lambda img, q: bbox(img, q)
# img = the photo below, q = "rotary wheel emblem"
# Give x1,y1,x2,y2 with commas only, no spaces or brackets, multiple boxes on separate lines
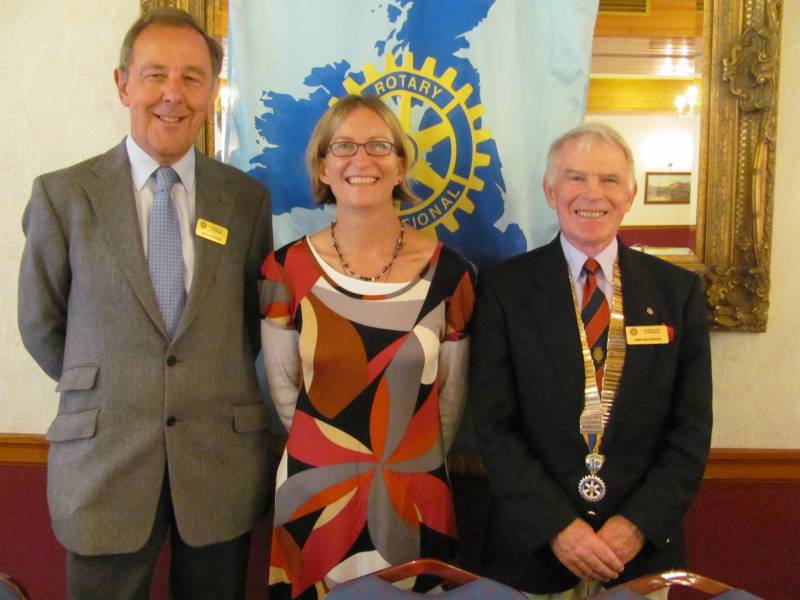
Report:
578,474,607,503
341,52,491,236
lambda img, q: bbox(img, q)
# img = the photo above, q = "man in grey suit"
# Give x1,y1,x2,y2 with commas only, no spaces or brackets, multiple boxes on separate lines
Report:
18,8,272,600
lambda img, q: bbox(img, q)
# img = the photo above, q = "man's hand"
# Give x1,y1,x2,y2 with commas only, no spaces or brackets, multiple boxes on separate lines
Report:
597,515,645,565
550,518,625,582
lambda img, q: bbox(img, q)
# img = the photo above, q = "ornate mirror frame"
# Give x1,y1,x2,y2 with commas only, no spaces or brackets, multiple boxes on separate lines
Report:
141,0,783,332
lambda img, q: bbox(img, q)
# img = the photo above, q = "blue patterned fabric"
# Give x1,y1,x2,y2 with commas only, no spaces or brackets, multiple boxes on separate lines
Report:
594,587,763,600
148,166,184,337
327,574,526,599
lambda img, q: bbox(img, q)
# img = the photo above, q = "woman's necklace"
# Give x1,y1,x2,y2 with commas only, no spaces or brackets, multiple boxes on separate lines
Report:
330,219,405,282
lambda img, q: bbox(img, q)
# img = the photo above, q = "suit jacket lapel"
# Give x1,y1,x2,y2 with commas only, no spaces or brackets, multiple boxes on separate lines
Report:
85,141,166,335
606,244,662,436
527,237,585,416
173,151,234,339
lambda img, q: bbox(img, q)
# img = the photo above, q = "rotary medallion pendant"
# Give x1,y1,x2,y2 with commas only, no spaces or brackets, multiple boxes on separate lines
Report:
578,474,606,502
579,453,606,502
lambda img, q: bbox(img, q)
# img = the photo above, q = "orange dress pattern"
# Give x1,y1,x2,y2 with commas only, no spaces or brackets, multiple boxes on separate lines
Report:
259,239,475,599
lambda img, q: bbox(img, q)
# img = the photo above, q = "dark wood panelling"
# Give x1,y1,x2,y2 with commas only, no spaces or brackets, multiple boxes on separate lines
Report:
703,448,800,481
0,434,48,465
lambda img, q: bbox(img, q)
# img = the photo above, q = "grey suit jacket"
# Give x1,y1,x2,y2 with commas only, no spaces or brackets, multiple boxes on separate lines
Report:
18,140,273,555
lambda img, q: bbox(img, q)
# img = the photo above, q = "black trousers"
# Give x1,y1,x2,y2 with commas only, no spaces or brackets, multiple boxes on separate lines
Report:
65,473,251,600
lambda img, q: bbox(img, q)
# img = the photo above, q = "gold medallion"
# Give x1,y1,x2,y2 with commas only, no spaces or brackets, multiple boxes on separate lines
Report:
570,259,626,504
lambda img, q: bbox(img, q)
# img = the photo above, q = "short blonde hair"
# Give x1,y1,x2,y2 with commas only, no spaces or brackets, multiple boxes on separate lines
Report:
305,95,419,204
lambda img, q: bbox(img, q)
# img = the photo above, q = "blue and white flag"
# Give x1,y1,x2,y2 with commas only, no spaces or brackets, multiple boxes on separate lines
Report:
225,0,598,268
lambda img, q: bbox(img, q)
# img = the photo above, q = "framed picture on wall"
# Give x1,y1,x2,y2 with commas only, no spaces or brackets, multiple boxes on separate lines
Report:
644,172,691,205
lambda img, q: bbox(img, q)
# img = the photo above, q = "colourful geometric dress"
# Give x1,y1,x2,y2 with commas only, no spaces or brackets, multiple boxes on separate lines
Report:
259,238,475,599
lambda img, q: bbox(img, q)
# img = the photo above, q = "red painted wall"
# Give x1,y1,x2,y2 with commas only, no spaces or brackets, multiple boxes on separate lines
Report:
0,464,271,599
683,481,800,600
618,226,695,250
0,464,64,599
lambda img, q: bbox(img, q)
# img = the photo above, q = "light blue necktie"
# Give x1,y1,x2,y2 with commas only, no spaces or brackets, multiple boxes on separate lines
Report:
148,166,185,338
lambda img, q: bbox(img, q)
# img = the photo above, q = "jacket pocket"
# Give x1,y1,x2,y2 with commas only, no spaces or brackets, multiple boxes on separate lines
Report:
46,408,99,442
232,403,267,433
55,365,99,392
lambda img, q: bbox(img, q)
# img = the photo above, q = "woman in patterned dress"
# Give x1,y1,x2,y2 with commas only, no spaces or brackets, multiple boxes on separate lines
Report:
259,95,476,599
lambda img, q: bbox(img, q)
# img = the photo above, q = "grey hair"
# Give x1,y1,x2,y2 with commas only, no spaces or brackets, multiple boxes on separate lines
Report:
544,122,636,191
119,7,223,79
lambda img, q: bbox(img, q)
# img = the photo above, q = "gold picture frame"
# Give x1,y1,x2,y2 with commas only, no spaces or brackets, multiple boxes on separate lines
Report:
139,0,227,155
140,0,783,332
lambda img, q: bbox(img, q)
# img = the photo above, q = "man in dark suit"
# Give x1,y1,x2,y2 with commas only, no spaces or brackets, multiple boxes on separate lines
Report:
18,8,272,600
468,123,711,598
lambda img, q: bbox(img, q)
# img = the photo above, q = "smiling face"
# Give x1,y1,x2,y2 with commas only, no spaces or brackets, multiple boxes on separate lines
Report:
318,106,405,208
114,24,218,165
544,137,636,257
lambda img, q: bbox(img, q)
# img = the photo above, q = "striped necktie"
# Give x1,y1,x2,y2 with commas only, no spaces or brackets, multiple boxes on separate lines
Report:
148,166,185,338
581,258,610,392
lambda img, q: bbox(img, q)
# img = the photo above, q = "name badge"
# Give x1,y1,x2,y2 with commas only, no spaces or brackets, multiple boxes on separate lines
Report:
626,325,669,345
195,218,228,245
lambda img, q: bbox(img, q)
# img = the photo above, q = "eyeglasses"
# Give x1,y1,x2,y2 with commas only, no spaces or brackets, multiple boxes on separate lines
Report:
327,140,397,157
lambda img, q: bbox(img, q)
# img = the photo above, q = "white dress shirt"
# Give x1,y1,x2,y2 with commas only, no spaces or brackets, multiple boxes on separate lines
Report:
559,234,618,309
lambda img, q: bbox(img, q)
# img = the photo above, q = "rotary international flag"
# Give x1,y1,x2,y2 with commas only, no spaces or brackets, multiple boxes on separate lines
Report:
224,0,599,268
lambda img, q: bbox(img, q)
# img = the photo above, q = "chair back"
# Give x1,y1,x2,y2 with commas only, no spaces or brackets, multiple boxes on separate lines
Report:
327,559,527,599
0,572,30,600
594,570,764,600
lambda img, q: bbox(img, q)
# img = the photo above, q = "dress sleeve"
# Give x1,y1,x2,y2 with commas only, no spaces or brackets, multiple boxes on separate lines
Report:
439,267,476,452
259,252,295,328
259,251,302,430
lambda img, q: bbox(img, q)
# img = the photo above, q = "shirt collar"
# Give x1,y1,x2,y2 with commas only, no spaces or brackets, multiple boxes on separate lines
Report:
559,234,618,281
125,135,196,193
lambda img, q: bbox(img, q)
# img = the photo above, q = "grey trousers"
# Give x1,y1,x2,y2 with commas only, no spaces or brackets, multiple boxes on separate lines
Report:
65,474,251,600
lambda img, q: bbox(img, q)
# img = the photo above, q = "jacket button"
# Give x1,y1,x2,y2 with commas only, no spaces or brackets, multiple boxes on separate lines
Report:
166,416,177,427
166,355,177,367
